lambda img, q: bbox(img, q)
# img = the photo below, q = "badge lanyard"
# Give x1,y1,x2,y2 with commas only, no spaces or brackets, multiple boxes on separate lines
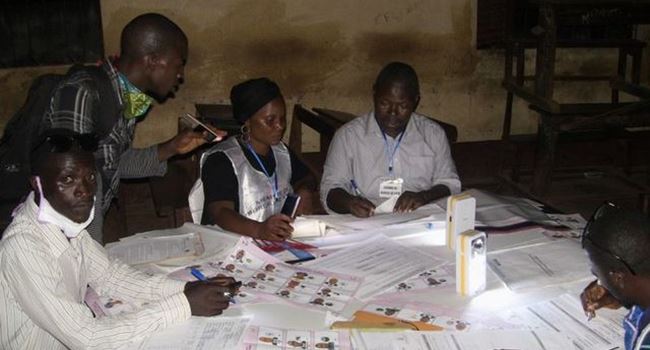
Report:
246,143,279,201
381,130,405,178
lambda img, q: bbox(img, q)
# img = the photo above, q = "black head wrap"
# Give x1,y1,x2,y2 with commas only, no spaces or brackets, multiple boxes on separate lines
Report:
230,78,282,124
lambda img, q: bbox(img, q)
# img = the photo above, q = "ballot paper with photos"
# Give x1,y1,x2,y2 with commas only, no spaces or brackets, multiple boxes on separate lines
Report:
242,325,352,350
168,238,364,314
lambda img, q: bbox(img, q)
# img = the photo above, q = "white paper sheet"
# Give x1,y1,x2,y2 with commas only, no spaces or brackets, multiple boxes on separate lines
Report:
498,294,625,350
352,329,574,350
374,195,399,214
106,232,203,265
305,235,444,299
136,316,251,350
487,239,592,290
291,217,327,238
311,210,435,232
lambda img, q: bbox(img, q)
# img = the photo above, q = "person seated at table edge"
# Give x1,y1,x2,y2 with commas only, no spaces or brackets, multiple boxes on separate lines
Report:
189,77,315,241
320,61,461,218
580,203,650,350
0,129,239,350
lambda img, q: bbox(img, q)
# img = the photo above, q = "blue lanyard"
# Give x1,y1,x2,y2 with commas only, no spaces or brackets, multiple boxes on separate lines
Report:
245,143,279,201
381,130,405,177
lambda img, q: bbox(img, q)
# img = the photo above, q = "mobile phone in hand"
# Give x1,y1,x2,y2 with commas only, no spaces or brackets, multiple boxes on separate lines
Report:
281,194,301,219
181,113,222,142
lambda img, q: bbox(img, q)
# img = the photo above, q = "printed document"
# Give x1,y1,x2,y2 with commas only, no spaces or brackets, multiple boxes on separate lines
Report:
106,232,204,265
352,329,574,350
305,235,443,299
137,316,250,350
498,293,625,350
487,239,592,290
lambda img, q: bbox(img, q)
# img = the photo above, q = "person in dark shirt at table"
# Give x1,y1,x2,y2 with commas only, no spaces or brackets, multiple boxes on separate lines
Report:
188,78,315,241
580,203,650,350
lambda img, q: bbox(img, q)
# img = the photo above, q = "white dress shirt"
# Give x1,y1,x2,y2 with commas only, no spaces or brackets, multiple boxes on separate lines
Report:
320,111,461,211
0,192,191,350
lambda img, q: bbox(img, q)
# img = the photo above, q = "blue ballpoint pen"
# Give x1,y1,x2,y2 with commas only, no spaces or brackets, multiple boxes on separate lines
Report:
350,179,363,197
190,267,236,304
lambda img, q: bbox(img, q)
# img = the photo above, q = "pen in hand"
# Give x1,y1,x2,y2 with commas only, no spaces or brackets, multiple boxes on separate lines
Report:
586,310,595,322
190,267,237,304
349,179,375,217
350,179,363,197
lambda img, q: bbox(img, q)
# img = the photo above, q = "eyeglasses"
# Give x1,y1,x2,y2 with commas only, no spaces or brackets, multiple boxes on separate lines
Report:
582,202,636,275
34,134,99,153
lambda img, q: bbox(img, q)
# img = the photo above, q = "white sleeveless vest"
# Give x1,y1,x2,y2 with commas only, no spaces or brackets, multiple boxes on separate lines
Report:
188,137,292,223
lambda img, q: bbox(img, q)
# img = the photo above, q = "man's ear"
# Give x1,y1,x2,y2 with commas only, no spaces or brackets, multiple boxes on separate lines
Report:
29,176,41,197
609,271,627,290
142,54,162,72
413,95,421,110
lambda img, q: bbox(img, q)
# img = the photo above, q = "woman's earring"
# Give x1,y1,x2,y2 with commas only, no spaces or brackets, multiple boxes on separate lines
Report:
240,124,250,143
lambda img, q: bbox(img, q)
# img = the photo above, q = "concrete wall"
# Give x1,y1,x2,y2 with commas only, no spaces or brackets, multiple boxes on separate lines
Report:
1,0,648,151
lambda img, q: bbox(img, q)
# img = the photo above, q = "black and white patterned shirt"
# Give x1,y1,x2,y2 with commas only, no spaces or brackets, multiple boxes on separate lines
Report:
44,60,167,213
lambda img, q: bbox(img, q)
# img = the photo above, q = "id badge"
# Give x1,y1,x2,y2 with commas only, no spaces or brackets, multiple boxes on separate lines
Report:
379,178,403,198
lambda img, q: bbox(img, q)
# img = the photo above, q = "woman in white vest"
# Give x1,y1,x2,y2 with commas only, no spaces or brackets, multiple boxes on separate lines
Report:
188,78,314,240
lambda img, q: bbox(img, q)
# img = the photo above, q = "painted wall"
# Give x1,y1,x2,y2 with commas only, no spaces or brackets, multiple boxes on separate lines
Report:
1,0,648,151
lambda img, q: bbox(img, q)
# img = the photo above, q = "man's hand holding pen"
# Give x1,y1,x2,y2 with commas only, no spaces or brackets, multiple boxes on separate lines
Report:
580,279,622,321
349,180,375,217
185,270,241,316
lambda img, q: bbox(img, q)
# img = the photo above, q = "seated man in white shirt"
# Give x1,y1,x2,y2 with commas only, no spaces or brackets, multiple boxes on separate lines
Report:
320,61,461,217
0,129,239,350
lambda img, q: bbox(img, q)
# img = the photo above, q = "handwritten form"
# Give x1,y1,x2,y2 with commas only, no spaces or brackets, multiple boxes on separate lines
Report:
305,235,444,299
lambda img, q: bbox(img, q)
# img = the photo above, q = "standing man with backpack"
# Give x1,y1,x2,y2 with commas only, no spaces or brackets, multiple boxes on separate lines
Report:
42,13,225,242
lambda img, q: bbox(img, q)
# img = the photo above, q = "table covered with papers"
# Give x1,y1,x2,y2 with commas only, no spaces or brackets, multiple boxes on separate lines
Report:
102,189,624,350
